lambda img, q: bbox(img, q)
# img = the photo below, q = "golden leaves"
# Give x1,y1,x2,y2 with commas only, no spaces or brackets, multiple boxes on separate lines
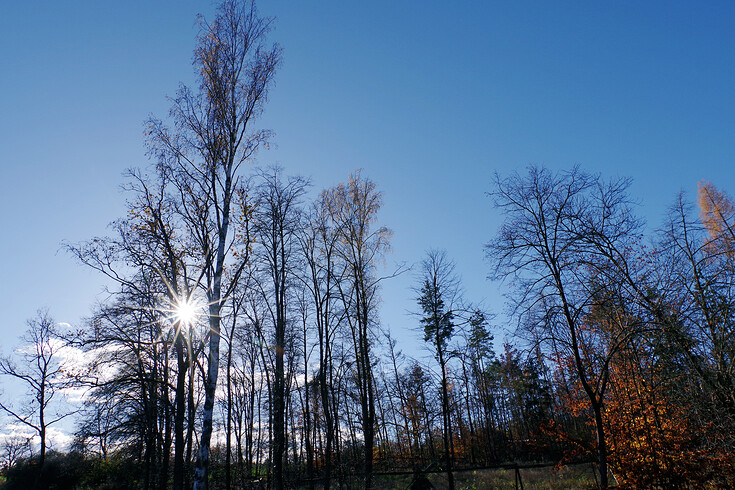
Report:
698,180,735,258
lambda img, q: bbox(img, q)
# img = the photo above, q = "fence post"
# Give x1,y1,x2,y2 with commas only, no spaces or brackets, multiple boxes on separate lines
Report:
515,464,524,490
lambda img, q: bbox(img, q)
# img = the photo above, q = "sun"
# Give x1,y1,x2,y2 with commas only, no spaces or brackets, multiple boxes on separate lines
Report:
174,298,199,326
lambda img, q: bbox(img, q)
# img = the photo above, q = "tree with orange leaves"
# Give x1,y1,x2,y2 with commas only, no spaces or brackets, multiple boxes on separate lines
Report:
698,180,735,258
602,321,735,487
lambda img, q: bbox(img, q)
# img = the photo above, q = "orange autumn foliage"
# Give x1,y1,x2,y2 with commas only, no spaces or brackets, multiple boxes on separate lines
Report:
604,353,735,488
698,180,735,258
550,347,735,488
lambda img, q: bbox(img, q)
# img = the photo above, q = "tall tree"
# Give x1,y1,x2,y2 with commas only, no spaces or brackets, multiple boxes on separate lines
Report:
416,249,459,489
297,195,344,489
69,167,195,488
461,309,497,461
662,186,735,420
69,1,279,486
698,180,735,257
143,1,281,487
253,168,308,489
487,165,642,488
324,171,392,489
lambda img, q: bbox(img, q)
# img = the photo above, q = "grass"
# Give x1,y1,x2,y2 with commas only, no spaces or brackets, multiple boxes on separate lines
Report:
364,463,603,490
453,464,600,489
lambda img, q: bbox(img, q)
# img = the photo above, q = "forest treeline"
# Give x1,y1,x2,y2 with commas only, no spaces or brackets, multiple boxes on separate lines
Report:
2,1,735,489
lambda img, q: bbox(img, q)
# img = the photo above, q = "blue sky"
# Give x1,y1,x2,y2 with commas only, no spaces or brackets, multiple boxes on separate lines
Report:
1,1,734,365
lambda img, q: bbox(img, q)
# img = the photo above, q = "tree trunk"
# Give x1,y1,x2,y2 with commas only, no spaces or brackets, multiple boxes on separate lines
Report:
361,332,375,490
273,321,285,490
173,336,187,490
38,380,46,470
593,402,609,489
160,347,172,490
320,346,334,490
302,339,314,489
194,301,223,490
185,362,196,489
439,352,455,490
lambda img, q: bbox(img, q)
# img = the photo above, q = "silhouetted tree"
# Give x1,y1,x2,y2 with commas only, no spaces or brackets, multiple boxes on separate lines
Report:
0,310,74,470
487,165,642,488
416,249,459,489
0,435,30,473
324,171,392,489
658,185,735,435
252,168,308,488
297,194,346,489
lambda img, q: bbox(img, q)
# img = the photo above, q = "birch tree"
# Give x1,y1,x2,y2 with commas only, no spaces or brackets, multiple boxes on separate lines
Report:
143,1,281,487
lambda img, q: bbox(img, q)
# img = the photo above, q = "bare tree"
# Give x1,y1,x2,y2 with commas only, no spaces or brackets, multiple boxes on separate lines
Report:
297,193,347,489
0,310,74,469
487,165,643,488
252,168,308,488
68,169,196,488
143,1,281,484
323,171,392,489
0,434,30,472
